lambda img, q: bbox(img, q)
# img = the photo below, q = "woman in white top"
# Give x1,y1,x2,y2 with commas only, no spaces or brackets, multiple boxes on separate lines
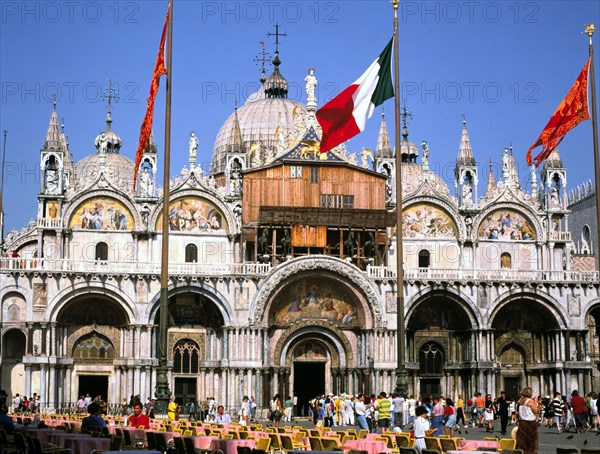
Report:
515,387,538,454
590,392,599,431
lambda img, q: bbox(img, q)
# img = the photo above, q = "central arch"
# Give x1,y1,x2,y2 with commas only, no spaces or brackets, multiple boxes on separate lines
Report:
274,321,353,417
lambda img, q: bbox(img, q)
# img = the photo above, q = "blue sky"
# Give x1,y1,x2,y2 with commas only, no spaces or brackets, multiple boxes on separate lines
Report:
1,0,599,233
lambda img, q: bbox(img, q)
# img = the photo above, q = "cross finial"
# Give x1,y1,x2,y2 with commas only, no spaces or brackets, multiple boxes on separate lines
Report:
102,78,120,113
401,99,413,140
462,113,466,127
52,93,57,109
254,41,272,84
267,23,287,55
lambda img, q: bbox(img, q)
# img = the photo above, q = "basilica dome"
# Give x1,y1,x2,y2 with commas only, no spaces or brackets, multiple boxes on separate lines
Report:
211,96,309,174
74,152,135,193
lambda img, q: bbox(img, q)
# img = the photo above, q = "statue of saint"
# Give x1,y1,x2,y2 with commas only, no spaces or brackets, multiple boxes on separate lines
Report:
530,165,537,186
97,132,108,154
305,68,317,106
421,140,429,163
189,132,199,159
139,167,153,197
463,178,472,205
502,148,510,175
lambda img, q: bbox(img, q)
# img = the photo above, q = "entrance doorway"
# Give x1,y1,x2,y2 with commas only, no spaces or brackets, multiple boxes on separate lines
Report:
293,362,325,416
174,377,197,407
504,377,520,401
419,378,441,398
78,375,108,403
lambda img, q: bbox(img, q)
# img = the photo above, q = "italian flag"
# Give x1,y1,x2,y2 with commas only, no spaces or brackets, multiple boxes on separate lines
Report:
317,38,394,153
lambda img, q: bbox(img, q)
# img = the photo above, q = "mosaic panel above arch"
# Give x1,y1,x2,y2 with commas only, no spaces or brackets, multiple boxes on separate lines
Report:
156,196,227,232
69,196,134,231
477,209,536,240
402,203,458,239
269,277,363,327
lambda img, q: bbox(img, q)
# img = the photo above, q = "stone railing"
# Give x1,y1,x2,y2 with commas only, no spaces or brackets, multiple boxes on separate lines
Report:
37,218,62,229
367,265,599,284
0,258,271,277
548,231,572,241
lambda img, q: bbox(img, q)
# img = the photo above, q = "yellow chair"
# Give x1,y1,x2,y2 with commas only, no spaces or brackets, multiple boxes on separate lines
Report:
321,437,342,451
357,429,369,439
183,429,193,436
395,433,410,448
222,433,234,440
499,438,517,450
424,437,441,451
309,437,324,451
268,433,283,452
439,437,459,453
483,437,497,441
255,437,271,452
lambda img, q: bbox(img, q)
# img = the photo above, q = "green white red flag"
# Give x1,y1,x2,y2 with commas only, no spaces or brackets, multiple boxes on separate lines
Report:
316,38,394,153
133,7,169,189
527,58,591,167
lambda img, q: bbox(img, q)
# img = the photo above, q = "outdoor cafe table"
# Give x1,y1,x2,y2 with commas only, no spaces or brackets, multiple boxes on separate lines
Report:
210,437,256,454
343,439,391,454
64,435,111,454
458,439,500,450
18,427,55,442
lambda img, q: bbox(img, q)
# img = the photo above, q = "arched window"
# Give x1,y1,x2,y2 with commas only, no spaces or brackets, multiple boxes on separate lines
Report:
173,339,201,374
72,332,115,360
419,342,444,376
501,252,511,269
185,244,198,263
418,250,431,268
95,242,108,261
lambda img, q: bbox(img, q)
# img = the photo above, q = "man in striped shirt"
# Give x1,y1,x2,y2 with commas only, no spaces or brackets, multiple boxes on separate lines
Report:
551,392,564,433
377,392,391,432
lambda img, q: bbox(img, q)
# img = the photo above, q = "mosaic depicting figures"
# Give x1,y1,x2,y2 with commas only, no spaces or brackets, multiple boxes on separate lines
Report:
478,209,536,240
270,279,361,327
156,197,227,232
402,204,457,239
69,197,134,231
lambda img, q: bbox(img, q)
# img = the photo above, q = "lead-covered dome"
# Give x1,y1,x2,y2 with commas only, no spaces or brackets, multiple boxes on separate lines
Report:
74,152,135,192
211,92,308,174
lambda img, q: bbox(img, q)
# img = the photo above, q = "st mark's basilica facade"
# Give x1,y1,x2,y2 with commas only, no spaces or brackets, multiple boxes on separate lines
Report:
1,45,599,415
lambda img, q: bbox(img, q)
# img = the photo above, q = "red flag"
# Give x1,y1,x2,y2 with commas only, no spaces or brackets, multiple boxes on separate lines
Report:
527,58,591,167
133,7,169,188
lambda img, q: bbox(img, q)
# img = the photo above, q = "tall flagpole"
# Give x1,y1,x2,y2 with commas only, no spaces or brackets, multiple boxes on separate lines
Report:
156,0,174,416
0,130,7,245
392,0,408,398
585,24,600,269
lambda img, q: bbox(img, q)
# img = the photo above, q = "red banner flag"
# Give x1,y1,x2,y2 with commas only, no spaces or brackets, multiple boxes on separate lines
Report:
527,58,591,167
133,7,169,188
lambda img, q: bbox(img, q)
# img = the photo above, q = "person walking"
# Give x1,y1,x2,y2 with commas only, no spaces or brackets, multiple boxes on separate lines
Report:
551,392,565,433
270,394,283,428
495,391,510,435
392,393,404,428
354,394,370,431
515,387,539,454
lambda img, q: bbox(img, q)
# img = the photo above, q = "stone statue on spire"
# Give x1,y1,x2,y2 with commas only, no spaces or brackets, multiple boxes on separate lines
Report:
189,132,199,167
305,68,317,111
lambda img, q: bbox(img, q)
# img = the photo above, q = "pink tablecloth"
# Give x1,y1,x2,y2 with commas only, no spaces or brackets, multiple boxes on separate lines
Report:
18,427,55,442
344,440,391,454
185,435,220,449
458,440,500,450
210,438,256,454
64,436,111,454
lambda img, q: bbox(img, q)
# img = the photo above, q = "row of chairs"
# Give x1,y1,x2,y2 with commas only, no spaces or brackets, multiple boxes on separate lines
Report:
556,448,600,454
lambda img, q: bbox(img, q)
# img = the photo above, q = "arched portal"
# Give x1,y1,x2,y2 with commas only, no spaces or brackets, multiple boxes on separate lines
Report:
56,294,130,404
406,291,477,398
1,329,26,398
492,299,561,397
152,292,225,406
